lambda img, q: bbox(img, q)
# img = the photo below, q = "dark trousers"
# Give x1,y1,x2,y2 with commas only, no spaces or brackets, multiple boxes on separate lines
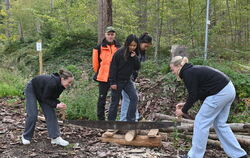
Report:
22,82,60,140
97,82,110,120
108,80,138,122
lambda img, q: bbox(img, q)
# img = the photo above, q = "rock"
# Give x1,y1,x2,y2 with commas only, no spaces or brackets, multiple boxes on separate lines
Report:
171,45,188,58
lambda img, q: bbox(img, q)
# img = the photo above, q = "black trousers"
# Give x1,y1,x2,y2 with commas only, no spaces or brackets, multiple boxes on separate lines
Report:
97,81,110,120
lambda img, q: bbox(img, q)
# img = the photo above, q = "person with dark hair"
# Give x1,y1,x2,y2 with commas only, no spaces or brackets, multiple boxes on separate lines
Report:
120,33,152,121
108,34,140,122
92,26,121,120
21,69,74,146
170,56,247,158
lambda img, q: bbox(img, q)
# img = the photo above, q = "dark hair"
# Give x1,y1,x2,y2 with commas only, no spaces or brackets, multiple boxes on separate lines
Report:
59,69,73,79
123,34,140,61
139,32,152,44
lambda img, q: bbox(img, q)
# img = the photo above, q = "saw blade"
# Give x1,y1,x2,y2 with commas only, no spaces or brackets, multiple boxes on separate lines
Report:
65,120,180,130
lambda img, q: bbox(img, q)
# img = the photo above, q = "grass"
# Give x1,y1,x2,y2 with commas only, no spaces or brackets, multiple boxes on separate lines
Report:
0,68,26,97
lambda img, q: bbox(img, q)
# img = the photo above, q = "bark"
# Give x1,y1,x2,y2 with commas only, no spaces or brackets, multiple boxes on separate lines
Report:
5,0,11,39
18,21,24,42
153,113,194,124
154,0,161,60
137,0,148,31
226,0,234,46
188,0,194,48
98,0,112,43
50,0,54,12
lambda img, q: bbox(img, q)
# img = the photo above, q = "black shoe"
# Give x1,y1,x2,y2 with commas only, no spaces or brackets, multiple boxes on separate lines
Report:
240,155,248,158
179,155,190,158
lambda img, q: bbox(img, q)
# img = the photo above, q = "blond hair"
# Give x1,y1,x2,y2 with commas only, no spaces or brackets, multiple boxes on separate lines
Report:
170,56,189,67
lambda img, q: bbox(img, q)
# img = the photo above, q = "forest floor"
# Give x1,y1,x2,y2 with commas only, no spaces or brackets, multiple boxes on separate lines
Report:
0,78,249,158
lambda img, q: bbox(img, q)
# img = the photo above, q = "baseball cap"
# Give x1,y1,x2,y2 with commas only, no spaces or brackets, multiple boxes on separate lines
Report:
105,26,115,33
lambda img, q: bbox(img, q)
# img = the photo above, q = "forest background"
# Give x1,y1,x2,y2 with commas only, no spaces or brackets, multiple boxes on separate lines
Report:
0,0,249,122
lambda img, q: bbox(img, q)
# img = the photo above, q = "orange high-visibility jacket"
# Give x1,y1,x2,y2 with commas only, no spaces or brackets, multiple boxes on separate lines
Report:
92,39,121,82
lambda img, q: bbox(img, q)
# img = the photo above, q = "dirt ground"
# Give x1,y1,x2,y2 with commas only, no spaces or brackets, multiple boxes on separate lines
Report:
1,97,248,158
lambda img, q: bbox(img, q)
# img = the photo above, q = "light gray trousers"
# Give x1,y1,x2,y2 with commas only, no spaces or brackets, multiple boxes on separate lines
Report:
22,82,60,140
188,81,247,158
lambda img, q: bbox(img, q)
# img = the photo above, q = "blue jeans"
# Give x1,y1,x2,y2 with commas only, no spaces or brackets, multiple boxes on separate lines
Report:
188,81,247,158
108,80,138,122
120,82,140,121
23,82,60,140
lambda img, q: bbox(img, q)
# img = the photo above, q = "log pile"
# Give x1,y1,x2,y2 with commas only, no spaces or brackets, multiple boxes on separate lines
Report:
153,113,250,147
101,129,163,147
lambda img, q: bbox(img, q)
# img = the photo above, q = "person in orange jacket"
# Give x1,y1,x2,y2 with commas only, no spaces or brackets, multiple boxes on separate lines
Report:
92,26,121,120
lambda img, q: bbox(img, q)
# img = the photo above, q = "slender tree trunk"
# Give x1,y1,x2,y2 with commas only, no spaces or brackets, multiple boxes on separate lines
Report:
246,0,250,49
234,0,238,49
137,0,147,31
18,21,24,42
50,0,54,12
5,0,11,39
154,0,160,61
226,0,234,47
98,0,112,43
188,0,194,48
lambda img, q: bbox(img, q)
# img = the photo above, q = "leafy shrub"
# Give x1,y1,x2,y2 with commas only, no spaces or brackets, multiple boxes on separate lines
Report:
0,68,26,97
61,78,98,120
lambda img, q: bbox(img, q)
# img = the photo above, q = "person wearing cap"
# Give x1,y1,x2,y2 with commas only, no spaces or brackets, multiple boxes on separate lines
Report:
170,56,247,158
119,33,152,121
92,26,121,120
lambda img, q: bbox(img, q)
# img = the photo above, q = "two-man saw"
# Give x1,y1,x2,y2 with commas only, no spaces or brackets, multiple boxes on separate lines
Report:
65,120,180,130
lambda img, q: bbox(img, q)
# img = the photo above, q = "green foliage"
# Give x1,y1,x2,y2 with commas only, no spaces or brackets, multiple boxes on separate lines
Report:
61,79,98,120
0,68,26,97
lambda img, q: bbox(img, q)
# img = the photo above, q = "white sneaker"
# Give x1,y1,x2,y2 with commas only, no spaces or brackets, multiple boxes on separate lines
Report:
21,135,30,145
51,137,69,146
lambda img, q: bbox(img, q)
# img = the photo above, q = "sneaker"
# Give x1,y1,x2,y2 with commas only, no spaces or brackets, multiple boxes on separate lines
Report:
51,137,69,146
21,135,30,145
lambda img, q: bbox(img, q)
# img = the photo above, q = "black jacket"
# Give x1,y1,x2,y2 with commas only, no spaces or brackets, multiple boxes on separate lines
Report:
109,48,140,85
180,63,230,113
31,73,65,108
132,48,146,81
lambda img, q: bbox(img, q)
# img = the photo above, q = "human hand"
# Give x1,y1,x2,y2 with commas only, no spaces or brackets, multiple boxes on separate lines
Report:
56,102,67,109
175,108,184,117
130,51,136,57
111,84,117,90
176,102,185,110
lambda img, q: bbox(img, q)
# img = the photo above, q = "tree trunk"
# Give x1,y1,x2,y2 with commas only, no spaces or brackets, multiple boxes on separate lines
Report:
154,0,160,61
137,0,147,31
226,0,234,46
50,0,54,12
188,0,194,48
18,21,24,42
5,0,11,39
98,0,112,43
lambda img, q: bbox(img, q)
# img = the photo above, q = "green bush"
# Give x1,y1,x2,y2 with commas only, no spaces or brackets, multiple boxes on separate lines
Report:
0,68,26,97
61,78,98,120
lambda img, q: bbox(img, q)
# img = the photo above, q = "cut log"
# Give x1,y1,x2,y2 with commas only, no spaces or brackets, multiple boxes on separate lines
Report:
37,116,63,124
102,130,119,137
125,130,137,142
209,133,250,146
147,129,159,138
154,113,194,124
101,134,162,147
180,134,222,148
